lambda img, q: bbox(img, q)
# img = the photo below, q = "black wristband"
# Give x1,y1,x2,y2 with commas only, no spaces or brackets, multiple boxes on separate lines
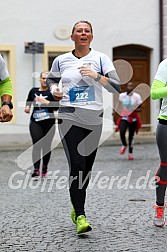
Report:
94,73,101,82
2,101,13,109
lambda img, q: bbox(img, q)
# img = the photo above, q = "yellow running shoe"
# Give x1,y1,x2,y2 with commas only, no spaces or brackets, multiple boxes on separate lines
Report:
76,215,92,235
71,207,77,224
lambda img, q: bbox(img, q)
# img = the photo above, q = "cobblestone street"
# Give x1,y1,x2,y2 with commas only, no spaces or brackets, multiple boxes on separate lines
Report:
0,143,166,252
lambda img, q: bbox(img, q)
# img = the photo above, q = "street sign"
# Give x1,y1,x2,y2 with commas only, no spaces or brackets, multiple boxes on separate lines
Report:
25,42,44,54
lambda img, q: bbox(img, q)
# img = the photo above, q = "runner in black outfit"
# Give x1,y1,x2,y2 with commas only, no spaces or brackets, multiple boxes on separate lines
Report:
25,71,57,178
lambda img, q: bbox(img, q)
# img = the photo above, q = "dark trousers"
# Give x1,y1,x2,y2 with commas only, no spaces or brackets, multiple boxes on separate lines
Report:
155,123,167,205
29,119,55,170
119,119,137,153
58,119,102,217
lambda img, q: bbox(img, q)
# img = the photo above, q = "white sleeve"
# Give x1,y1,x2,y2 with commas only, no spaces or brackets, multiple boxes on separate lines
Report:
135,93,142,105
100,54,115,75
50,57,61,78
119,93,124,102
0,55,9,81
154,59,167,83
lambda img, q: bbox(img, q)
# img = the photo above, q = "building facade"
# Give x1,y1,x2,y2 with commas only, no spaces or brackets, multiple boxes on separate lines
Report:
0,0,160,137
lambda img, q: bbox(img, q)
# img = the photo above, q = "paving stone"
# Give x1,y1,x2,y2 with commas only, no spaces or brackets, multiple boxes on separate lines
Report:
0,143,166,251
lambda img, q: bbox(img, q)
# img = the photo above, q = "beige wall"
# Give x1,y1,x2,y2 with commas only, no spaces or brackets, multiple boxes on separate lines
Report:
0,0,160,134
162,0,167,58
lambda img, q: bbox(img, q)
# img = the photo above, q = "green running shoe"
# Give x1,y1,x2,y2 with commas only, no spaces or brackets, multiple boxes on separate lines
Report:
76,215,92,235
71,207,77,224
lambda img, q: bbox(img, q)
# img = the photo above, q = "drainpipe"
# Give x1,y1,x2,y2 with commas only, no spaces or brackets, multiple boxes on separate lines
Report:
159,0,163,61
159,0,163,110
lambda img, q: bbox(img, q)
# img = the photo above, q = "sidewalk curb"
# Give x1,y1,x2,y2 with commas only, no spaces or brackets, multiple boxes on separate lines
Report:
0,132,156,151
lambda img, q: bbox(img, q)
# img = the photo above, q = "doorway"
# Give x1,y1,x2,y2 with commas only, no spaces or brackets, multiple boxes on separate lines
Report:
113,45,151,131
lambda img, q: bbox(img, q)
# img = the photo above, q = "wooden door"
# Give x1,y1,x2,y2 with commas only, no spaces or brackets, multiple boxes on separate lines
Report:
128,60,150,127
113,59,150,130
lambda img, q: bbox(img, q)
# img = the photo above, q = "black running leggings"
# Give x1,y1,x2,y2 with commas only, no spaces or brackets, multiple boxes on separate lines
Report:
29,119,55,170
119,119,137,153
58,119,102,217
155,123,167,206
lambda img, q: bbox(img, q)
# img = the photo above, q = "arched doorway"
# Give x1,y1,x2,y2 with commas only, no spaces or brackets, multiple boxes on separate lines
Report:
113,44,151,131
